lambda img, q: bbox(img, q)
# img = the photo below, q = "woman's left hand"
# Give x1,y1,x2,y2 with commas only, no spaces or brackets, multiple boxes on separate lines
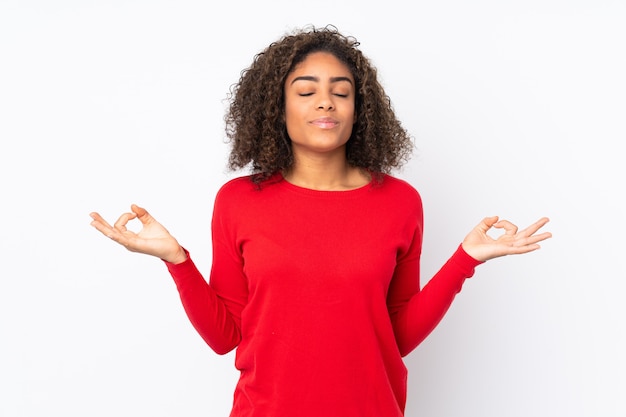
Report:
461,216,552,262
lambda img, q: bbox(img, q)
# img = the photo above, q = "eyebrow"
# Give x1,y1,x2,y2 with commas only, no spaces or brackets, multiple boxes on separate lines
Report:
290,75,354,85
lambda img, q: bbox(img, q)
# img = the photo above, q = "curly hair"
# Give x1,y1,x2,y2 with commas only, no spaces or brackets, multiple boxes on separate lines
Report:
224,25,413,182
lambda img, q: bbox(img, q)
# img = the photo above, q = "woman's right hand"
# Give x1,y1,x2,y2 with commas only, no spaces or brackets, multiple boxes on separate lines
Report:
89,204,188,264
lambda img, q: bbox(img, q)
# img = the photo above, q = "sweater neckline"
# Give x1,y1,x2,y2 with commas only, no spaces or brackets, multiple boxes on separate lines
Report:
274,172,379,198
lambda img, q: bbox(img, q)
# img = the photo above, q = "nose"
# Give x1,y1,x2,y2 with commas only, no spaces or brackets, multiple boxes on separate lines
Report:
316,93,334,110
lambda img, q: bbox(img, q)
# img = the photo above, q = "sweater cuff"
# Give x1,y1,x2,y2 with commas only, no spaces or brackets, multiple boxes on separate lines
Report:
451,244,484,278
163,248,198,278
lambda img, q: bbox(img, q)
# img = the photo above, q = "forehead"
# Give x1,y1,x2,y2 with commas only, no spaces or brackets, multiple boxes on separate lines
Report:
287,51,353,80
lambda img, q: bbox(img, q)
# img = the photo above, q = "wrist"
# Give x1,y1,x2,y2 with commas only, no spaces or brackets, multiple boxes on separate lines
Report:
165,246,188,264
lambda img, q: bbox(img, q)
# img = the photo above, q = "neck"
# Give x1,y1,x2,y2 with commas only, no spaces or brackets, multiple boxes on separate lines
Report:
283,151,370,191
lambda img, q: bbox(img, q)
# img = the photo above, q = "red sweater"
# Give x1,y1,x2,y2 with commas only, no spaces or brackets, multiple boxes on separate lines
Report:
165,173,481,417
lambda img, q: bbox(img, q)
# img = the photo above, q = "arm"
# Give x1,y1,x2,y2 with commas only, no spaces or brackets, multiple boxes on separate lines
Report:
389,216,551,356
168,190,251,354
164,250,242,355
389,243,481,357
89,204,243,354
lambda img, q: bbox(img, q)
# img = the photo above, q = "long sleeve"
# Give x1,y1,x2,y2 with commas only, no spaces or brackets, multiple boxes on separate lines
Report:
161,174,482,416
164,181,251,355
165,252,242,354
389,244,482,357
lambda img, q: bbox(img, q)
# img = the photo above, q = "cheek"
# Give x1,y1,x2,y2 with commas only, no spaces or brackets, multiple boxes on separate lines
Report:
283,99,306,127
283,108,300,139
283,107,294,128
283,97,294,122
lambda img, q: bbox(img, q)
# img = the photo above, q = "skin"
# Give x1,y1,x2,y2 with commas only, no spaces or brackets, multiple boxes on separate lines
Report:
89,51,552,264
281,52,367,191
89,206,551,264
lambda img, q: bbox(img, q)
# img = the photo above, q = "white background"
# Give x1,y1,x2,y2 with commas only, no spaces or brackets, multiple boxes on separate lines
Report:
1,1,624,416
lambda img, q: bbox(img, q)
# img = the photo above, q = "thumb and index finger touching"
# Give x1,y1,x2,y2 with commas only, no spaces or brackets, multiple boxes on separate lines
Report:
89,204,153,238
129,204,154,225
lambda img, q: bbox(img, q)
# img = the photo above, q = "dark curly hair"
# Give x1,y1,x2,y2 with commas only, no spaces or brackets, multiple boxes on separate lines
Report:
224,25,413,182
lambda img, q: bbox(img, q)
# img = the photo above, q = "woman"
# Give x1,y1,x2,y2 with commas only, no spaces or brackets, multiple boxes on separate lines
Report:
90,25,551,417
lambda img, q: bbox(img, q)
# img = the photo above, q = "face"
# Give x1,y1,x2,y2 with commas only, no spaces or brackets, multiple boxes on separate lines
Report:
283,51,356,161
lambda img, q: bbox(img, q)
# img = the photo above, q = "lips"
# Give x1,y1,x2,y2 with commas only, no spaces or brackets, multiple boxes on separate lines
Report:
310,117,339,129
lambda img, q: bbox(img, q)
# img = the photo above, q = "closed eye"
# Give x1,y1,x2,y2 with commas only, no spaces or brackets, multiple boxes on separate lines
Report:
297,92,350,97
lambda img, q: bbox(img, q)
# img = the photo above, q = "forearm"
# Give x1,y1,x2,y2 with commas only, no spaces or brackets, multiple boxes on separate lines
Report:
165,251,241,355
394,245,482,356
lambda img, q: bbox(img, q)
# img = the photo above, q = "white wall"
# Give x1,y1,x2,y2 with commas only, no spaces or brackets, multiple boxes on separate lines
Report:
1,1,624,416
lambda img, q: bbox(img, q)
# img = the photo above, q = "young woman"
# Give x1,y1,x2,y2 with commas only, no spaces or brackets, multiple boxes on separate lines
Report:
90,25,551,417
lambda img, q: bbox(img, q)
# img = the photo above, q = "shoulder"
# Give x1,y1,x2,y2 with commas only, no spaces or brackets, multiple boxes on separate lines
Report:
216,175,257,196
365,174,423,220
376,174,422,202
214,175,258,206
214,173,283,205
